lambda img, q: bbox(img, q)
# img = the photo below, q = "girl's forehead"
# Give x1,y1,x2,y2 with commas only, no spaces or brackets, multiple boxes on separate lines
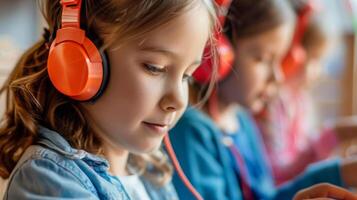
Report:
108,4,211,64
142,7,210,43
114,3,211,44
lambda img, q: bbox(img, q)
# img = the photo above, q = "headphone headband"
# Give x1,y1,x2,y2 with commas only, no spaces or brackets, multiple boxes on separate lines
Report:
48,0,108,101
216,0,233,20
292,2,314,46
61,0,82,28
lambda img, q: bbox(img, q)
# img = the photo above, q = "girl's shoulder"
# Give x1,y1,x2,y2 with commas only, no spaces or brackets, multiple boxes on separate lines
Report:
235,105,260,132
170,107,224,150
4,144,100,199
235,105,253,121
4,127,130,200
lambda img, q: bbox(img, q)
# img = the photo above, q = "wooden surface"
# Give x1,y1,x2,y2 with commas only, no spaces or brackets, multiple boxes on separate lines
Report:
341,34,355,116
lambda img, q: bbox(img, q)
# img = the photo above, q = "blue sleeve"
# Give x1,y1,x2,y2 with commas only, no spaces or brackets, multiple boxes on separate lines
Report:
169,115,241,200
5,158,98,200
273,159,343,200
236,110,277,199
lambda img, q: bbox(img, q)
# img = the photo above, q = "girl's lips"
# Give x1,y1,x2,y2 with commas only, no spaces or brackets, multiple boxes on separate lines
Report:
143,122,169,134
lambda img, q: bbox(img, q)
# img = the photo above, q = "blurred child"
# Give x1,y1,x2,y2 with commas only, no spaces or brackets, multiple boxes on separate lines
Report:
255,1,341,185
169,0,357,199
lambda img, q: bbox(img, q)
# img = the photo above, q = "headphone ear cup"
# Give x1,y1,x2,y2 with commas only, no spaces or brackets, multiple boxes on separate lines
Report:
193,34,234,84
282,1,315,80
192,45,214,84
216,34,234,81
89,50,110,102
192,0,234,85
47,28,105,101
282,44,307,79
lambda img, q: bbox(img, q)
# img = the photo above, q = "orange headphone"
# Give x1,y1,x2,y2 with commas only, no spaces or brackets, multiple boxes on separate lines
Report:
47,0,109,101
281,0,316,79
192,0,234,84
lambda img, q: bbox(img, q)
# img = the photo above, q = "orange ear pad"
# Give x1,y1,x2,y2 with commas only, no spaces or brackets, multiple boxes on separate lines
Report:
282,44,307,79
47,27,109,101
193,34,234,84
216,0,233,7
282,1,314,79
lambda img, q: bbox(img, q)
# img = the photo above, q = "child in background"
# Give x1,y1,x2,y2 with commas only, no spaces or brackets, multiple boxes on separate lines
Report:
169,0,357,199
255,0,342,185
0,0,217,199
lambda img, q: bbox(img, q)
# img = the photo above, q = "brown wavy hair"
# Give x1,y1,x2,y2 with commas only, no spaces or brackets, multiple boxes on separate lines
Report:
224,0,295,40
0,0,217,186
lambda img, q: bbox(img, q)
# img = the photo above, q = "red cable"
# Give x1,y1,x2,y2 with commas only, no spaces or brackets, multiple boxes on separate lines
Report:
163,2,234,199
164,135,203,200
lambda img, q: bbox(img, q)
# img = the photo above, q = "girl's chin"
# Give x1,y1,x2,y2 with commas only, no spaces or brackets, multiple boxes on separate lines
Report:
131,140,163,154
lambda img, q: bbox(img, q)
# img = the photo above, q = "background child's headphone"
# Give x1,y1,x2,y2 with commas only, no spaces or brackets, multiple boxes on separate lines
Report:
47,0,109,102
281,0,317,80
192,0,234,84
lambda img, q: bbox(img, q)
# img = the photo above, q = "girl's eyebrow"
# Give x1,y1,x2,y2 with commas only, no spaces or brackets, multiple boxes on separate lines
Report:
140,45,202,66
140,45,177,57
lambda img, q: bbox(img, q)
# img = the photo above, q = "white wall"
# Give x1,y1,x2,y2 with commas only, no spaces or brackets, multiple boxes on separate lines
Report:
0,1,43,193
0,0,42,119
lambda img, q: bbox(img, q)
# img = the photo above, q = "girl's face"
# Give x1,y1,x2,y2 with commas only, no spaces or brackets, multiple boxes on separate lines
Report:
82,4,211,153
219,23,293,113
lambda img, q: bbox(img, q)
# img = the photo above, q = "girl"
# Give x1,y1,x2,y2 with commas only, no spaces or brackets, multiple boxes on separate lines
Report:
256,5,337,184
0,0,217,199
169,0,357,199
256,0,357,185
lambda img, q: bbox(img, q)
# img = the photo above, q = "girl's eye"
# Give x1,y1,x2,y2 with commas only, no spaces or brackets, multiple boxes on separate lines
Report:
144,64,166,75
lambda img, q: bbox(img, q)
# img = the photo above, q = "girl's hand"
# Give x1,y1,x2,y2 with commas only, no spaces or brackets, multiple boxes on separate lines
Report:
293,183,357,200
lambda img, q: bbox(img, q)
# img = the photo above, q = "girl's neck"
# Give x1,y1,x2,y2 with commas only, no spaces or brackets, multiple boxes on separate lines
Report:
103,143,130,177
86,114,130,177
207,97,239,133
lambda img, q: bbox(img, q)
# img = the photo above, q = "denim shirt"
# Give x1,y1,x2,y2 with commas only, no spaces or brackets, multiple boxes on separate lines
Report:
4,126,178,200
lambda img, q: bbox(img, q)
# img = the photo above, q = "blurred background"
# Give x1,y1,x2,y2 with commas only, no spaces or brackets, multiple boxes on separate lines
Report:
0,1,44,192
0,0,44,116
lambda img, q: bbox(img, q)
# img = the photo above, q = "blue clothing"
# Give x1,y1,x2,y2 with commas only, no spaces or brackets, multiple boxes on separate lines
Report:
4,126,178,200
169,107,344,200
169,107,242,200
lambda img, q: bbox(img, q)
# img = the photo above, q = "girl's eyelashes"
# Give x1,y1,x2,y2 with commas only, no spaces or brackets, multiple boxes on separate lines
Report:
143,63,194,83
143,63,167,75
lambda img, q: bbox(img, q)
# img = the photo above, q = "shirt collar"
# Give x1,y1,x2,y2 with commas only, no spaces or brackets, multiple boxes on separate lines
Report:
37,126,109,167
